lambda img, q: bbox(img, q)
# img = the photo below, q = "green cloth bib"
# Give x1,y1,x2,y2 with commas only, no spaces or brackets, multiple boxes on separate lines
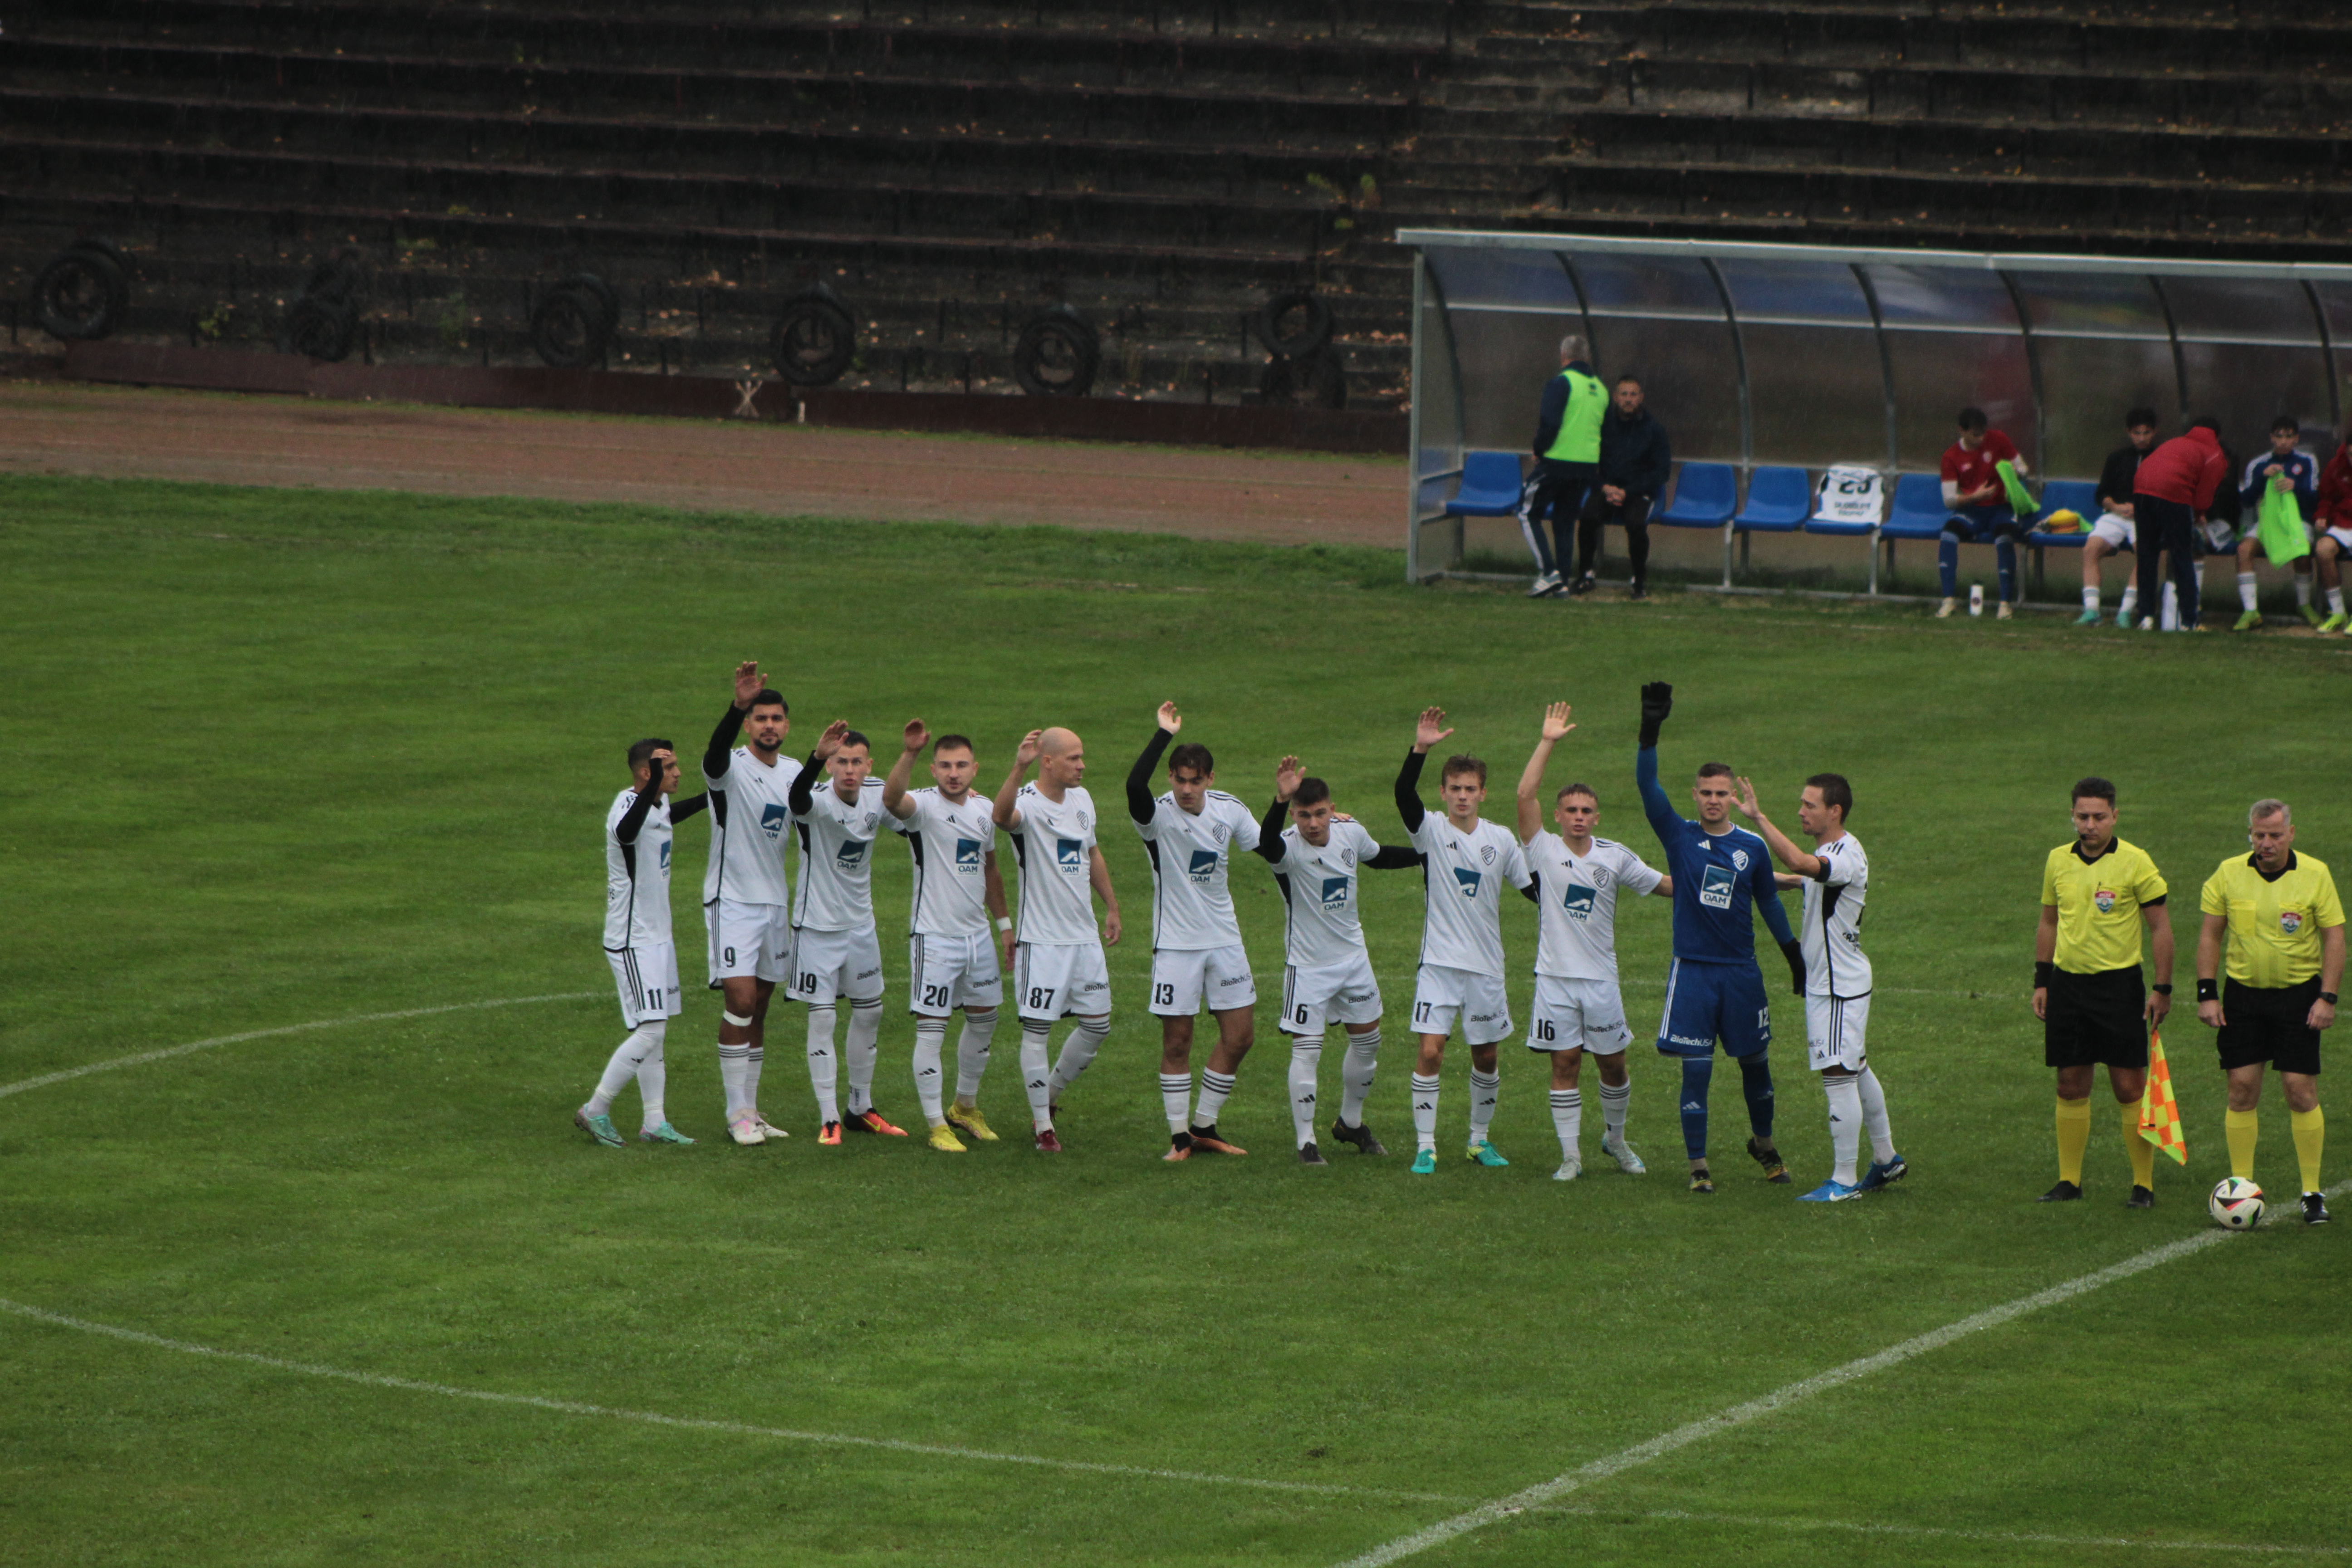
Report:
1543,367,1607,464
2258,482,2311,566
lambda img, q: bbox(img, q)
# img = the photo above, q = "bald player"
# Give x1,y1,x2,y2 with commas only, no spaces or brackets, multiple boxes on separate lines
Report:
994,725,1122,1152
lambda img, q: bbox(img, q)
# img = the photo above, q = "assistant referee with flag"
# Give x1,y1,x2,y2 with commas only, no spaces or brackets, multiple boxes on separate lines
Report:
2196,798,2341,1225
2033,777,2173,1207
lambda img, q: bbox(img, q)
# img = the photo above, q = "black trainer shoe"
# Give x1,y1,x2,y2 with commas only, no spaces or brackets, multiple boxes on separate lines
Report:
1298,1142,1329,1166
2304,1191,2332,1225
1689,1166,1714,1193
2125,1185,2155,1209
2038,1180,2082,1202
1329,1117,1388,1156
1747,1136,1791,1184
1188,1123,1248,1156
1569,573,1598,597
1627,582,1651,602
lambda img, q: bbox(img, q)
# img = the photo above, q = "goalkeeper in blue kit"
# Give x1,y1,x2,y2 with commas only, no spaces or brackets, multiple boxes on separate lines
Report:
1635,682,1806,1192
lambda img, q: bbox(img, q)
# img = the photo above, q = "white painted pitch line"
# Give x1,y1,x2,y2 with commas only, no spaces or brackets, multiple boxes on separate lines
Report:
0,1298,1464,1506
0,993,602,1101
1335,1177,2352,1568
1532,1502,2349,1558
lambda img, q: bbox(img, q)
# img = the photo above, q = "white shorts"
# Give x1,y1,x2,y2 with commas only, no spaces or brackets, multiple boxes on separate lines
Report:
706,899,794,987
2088,512,2136,551
1280,954,1383,1035
2323,525,2352,554
1013,940,1111,1022
1149,945,1257,1016
1805,992,1872,1073
907,930,1003,1016
608,942,682,1029
789,925,885,1005
1410,963,1513,1046
1525,973,1633,1055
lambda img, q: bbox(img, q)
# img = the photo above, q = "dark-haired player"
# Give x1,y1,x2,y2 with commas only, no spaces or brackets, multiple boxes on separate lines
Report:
2034,776,2171,1207
577,738,707,1148
1127,703,1262,1161
2230,415,2322,632
1635,682,1803,1193
2076,407,2157,627
702,662,799,1146
1397,707,1534,1174
789,720,900,1145
1255,758,1422,1163
1735,772,1905,1201
884,723,1009,1153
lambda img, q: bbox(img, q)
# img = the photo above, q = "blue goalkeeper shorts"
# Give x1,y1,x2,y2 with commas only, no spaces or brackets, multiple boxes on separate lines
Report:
1655,957,1772,1060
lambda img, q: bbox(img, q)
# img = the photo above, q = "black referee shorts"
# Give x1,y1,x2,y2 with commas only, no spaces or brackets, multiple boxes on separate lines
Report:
2044,966,2147,1070
2216,977,2323,1076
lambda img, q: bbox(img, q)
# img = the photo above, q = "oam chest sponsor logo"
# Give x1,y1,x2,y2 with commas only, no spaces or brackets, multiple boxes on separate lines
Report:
1056,838,1086,871
658,841,672,871
1699,864,1737,910
955,837,985,868
1452,867,1483,898
1187,848,1221,881
1319,876,1352,907
835,839,867,867
760,802,790,839
1561,884,1597,921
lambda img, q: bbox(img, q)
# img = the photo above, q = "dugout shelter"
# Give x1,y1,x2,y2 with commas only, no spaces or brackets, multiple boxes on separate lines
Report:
1402,230,2352,593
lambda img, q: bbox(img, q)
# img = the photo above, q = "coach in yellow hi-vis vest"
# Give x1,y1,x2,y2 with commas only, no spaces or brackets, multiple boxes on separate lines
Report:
2033,776,2173,1208
1515,334,1607,600
2196,798,2342,1226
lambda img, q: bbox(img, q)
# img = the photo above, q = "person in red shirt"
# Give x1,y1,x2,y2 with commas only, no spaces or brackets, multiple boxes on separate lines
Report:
1936,407,2030,619
2131,418,2230,632
2312,435,2352,632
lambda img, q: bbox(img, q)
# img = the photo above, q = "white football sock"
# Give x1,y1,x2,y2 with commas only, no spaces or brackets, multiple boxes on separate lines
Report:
805,1004,840,1125
1019,1021,1055,1130
1824,1072,1863,1186
2297,572,2314,607
1550,1087,1583,1161
1857,1064,1897,1164
1195,1068,1237,1128
912,1019,949,1127
1288,1035,1324,1148
587,1024,657,1116
1410,1073,1440,1152
634,1019,667,1128
843,999,882,1116
956,1007,997,1099
2331,587,2347,616
2239,571,2260,612
1159,1071,1192,1135
1340,1028,1381,1127
1468,1068,1500,1146
1047,1016,1110,1102
1599,1078,1631,1143
2117,583,2138,617
2081,584,2099,610
743,1044,764,1113
717,1041,750,1117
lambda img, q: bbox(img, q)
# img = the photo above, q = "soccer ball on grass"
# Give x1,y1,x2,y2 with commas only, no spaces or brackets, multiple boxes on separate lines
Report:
2208,1177,2264,1230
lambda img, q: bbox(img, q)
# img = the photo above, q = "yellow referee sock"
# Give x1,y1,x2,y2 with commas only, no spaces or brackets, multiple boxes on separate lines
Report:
2124,1103,2156,1189
2225,1107,2259,1181
2291,1105,2324,1194
2056,1096,2092,1185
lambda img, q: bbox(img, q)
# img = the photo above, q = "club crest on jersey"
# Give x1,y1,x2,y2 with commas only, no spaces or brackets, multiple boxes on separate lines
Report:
1452,867,1483,898
1730,848,1750,872
1319,877,1351,907
1699,864,1737,910
1056,838,1085,871
1187,848,1220,880
1340,848,1357,867
2283,909,2305,935
760,803,789,839
1480,845,1496,866
2095,887,2117,914
836,840,866,867
1562,884,1596,921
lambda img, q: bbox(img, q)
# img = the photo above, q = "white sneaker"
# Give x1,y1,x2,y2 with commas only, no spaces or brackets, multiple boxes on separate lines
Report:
2138,616,2156,631
755,1115,791,1141
1526,570,1563,598
1996,601,2014,621
1601,1135,1647,1175
727,1113,763,1147
1935,597,1956,618
1552,1158,1583,1182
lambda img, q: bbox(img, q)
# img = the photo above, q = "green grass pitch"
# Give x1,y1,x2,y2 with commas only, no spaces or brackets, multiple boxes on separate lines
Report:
1,471,2347,1567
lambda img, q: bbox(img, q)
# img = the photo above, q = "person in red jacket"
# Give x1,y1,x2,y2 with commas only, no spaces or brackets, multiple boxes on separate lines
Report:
2312,438,2352,633
2131,419,2230,632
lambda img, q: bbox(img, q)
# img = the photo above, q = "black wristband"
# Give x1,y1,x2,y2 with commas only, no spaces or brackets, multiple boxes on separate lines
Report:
2197,980,2220,1003
2324,991,2340,1006
2152,983,2173,996
2034,961,2055,989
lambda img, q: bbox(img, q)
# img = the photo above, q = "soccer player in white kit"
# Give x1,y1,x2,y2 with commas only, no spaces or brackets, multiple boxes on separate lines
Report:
1514,702,1671,1181
992,726,1122,1152
577,738,706,1147
787,720,903,1145
1396,707,1535,1175
701,662,799,1147
1126,702,1262,1161
1253,757,1424,1164
883,721,1010,1153
1733,773,1906,1201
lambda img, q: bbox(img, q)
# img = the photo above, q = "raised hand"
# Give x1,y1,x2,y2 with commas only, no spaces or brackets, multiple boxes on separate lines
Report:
1015,729,1044,769
815,719,850,760
1275,754,1304,802
1414,706,1454,752
1157,701,1182,735
731,660,765,709
1730,776,1761,820
902,718,931,754
1540,701,1575,743
1638,681,1674,747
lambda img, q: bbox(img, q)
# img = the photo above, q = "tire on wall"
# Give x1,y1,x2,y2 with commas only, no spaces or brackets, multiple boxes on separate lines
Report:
769,286,857,387
531,285,611,369
32,248,128,341
1251,289,1333,361
1013,305,1099,397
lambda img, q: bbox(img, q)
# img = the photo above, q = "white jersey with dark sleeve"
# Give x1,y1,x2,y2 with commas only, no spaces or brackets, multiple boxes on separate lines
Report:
1007,783,1102,946
792,775,888,933
1406,814,1532,978
702,747,800,908
1524,832,1663,981
1266,819,1382,970
1803,832,1872,999
897,787,998,939
606,789,678,949
1135,790,1260,951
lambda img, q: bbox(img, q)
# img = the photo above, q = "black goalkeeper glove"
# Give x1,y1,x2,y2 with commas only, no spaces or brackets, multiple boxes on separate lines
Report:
1637,681,1674,749
1780,938,1806,997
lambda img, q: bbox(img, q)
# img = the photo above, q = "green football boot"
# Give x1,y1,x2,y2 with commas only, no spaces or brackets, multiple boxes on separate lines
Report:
2234,608,2263,632
573,1109,624,1148
639,1122,695,1145
1409,1147,1439,1175
1465,1140,1511,1168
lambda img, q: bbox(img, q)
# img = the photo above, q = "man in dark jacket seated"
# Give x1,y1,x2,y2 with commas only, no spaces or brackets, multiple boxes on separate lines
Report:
1571,376,1672,601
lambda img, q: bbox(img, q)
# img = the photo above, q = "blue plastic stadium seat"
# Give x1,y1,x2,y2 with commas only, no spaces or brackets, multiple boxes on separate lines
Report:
1733,466,1810,533
1654,461,1736,528
2026,478,2104,549
1880,473,1956,540
1443,450,1525,517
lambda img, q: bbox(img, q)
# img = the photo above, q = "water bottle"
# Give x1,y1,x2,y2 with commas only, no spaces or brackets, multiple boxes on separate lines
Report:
1969,583,1984,617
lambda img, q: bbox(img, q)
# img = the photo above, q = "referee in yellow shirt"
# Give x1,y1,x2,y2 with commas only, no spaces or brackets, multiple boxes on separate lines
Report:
2196,798,2342,1225
2033,777,2173,1207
